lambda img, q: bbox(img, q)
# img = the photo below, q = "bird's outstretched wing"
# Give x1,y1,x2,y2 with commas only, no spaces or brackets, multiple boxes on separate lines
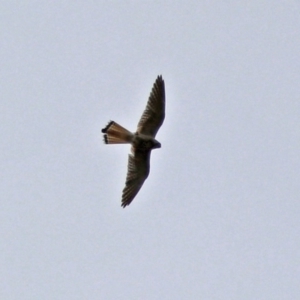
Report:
121,151,151,207
137,75,165,138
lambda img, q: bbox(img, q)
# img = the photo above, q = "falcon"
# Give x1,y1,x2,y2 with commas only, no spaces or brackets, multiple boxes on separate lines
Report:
102,75,165,208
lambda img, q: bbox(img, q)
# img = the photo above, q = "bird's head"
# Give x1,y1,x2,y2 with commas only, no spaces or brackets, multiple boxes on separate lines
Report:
152,139,161,149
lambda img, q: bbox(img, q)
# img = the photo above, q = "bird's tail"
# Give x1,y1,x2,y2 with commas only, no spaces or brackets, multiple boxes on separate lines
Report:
102,121,133,144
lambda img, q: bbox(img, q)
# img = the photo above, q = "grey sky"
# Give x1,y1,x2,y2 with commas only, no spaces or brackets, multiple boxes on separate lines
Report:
1,1,300,299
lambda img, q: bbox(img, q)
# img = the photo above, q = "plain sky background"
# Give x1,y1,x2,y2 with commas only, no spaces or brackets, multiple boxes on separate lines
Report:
1,1,300,299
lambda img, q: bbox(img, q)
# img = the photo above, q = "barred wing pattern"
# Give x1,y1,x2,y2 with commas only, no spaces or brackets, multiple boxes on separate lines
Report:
137,75,165,137
121,152,150,208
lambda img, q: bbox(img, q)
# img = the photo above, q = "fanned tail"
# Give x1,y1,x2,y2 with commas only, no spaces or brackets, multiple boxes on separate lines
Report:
101,121,133,144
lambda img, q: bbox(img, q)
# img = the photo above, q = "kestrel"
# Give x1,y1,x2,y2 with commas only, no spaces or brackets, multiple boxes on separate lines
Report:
102,75,165,208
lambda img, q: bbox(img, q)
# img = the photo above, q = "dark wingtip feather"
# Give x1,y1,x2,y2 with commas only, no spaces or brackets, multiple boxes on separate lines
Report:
157,75,163,81
121,201,129,208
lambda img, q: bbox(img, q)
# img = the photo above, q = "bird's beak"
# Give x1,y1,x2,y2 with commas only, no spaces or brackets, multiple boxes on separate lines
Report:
153,140,161,149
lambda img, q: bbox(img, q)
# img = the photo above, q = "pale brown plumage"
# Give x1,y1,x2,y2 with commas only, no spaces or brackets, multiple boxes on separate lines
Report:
102,75,165,207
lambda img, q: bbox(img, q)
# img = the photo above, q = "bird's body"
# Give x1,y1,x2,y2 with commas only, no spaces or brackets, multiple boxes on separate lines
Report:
102,75,165,207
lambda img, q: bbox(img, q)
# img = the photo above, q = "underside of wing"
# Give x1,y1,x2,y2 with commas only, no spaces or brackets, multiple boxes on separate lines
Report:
121,152,150,208
137,75,165,138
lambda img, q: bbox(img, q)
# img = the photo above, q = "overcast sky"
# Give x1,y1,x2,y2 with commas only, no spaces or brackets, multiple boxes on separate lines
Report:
1,1,300,299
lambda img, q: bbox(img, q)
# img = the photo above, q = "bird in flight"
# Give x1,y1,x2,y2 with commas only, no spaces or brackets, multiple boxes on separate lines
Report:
102,75,165,208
